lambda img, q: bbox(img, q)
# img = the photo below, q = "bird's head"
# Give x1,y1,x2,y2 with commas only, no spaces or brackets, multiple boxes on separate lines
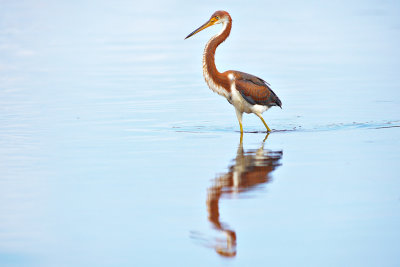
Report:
185,10,231,40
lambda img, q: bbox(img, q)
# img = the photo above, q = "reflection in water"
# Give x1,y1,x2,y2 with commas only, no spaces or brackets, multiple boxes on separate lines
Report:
206,134,282,257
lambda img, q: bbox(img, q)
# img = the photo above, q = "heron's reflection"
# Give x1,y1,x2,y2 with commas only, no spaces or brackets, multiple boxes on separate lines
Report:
206,134,282,257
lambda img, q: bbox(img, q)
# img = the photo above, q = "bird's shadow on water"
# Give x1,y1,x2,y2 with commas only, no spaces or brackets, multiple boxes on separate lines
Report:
187,119,400,257
190,134,283,258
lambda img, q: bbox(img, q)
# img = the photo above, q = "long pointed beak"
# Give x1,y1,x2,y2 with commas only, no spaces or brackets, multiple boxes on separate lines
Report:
185,19,214,40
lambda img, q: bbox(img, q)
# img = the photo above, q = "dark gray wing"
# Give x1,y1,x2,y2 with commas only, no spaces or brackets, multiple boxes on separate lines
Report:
232,71,282,108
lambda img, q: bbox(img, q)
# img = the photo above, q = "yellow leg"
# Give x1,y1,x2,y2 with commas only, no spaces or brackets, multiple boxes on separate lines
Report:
235,109,244,134
263,133,270,143
257,115,271,132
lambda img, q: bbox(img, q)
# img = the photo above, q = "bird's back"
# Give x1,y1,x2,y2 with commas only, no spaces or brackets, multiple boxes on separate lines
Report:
228,70,282,108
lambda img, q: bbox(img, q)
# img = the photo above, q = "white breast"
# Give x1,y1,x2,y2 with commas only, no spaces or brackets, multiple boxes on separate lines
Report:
202,66,229,98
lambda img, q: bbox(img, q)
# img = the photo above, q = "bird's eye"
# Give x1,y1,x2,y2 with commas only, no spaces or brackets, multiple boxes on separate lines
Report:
216,16,220,19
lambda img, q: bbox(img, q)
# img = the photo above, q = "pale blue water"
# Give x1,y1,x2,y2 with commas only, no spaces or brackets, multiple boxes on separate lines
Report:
1,0,400,266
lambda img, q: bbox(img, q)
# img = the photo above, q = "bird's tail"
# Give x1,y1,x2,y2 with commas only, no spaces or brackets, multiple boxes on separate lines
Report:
270,88,282,108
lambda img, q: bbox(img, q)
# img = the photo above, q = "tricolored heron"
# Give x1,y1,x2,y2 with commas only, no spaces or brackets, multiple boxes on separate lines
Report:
185,10,282,133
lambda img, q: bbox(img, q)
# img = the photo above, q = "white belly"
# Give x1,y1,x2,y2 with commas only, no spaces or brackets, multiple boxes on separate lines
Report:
230,83,269,115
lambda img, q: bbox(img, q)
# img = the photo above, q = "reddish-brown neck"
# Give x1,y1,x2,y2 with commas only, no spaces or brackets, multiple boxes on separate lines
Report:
202,18,232,91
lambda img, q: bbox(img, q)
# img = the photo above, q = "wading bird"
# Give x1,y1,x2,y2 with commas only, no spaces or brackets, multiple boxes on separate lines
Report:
185,10,282,133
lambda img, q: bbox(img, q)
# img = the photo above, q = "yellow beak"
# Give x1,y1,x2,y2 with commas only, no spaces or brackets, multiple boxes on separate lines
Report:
185,19,216,39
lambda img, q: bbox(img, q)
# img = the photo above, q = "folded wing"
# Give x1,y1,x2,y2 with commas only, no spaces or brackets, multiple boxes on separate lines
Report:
232,71,282,108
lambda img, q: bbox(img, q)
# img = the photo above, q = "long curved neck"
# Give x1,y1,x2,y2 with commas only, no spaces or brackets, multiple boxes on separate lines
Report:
202,19,232,92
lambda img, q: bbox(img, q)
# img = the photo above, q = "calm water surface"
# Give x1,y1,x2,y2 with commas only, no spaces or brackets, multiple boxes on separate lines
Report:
1,0,400,266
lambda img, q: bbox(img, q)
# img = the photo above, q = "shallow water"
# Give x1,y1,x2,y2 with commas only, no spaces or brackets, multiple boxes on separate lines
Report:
1,0,400,266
